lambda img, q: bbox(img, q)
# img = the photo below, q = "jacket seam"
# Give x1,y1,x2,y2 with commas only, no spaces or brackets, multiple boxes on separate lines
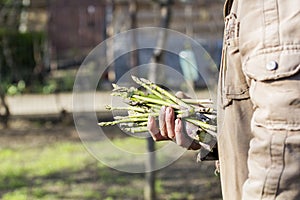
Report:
254,45,300,56
243,45,300,66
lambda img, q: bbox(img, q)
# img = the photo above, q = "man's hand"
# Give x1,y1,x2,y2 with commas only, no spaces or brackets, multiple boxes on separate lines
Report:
147,105,201,150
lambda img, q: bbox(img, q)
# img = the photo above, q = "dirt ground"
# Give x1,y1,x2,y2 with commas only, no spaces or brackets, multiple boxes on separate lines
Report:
0,119,222,200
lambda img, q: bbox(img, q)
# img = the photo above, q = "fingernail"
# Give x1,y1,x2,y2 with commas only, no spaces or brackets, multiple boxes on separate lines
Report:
148,116,153,123
167,107,172,114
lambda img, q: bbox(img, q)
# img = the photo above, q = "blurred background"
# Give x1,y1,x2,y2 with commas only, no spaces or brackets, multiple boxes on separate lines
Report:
0,0,224,199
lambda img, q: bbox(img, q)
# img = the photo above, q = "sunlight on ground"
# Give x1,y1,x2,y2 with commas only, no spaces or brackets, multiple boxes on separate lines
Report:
0,131,221,200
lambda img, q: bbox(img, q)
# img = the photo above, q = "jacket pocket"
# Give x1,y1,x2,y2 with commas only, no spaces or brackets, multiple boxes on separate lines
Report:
242,49,300,130
243,48,300,81
221,44,250,108
220,10,250,108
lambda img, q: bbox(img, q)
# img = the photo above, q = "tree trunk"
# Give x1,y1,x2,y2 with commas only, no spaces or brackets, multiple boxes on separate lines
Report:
148,0,172,83
0,79,10,128
129,0,139,76
106,0,116,82
145,1,173,200
0,0,23,127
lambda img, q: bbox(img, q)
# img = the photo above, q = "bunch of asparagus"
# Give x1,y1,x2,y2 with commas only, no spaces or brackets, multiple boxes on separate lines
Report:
98,76,217,153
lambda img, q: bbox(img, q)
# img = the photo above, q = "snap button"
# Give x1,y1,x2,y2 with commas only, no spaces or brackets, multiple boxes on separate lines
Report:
266,61,278,71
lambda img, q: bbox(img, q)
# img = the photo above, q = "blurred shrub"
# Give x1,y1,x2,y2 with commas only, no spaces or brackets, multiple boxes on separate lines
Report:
0,30,46,94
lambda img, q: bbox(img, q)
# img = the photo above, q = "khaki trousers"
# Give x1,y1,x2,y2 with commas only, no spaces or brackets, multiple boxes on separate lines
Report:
218,0,300,199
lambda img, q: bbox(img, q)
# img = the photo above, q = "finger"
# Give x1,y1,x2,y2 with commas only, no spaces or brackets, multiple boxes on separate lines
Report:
147,116,159,136
174,119,192,147
159,106,167,137
165,107,175,138
174,119,201,150
175,91,190,99
147,116,169,141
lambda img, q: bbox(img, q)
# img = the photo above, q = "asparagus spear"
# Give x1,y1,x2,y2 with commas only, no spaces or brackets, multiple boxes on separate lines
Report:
132,76,194,114
98,76,217,144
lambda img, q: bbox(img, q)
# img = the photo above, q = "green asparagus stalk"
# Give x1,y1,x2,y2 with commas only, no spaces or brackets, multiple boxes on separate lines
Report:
132,76,194,113
98,117,149,126
181,98,213,105
114,113,159,119
105,105,147,113
122,126,149,133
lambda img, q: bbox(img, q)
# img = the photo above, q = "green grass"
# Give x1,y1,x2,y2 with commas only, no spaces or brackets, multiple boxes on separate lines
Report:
0,138,147,200
0,142,89,180
0,141,94,199
0,133,221,200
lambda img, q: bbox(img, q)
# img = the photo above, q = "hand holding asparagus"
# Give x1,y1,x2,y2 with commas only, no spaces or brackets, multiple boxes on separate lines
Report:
98,76,217,156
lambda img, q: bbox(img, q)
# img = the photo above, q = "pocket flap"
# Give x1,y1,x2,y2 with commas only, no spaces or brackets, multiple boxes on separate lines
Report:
243,50,300,81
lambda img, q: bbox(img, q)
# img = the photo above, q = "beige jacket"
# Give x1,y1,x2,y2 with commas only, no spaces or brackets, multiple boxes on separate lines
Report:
218,0,300,199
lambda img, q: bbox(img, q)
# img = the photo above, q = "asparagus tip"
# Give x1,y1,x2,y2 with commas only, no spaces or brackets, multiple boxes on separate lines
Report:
98,122,106,126
112,83,118,89
105,105,112,110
